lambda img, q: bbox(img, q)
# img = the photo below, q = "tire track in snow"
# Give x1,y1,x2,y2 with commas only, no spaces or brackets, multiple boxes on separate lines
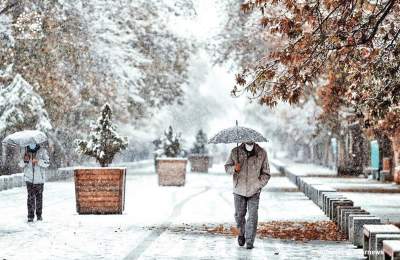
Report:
123,186,211,260
218,191,232,206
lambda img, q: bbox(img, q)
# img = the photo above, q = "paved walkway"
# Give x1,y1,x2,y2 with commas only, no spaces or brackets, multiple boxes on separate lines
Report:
0,163,363,259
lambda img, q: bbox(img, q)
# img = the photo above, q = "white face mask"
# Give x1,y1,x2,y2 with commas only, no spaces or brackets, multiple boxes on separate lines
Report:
245,143,254,151
28,144,37,150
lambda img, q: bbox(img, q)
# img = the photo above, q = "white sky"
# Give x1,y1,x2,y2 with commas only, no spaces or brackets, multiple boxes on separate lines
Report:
162,0,251,141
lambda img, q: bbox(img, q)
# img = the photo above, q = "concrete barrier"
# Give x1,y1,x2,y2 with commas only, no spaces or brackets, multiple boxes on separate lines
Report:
325,196,345,216
374,234,400,260
315,186,336,207
0,176,4,191
13,173,24,188
349,216,381,247
335,205,358,225
382,240,400,260
338,207,362,232
363,225,400,260
0,167,74,192
330,200,354,221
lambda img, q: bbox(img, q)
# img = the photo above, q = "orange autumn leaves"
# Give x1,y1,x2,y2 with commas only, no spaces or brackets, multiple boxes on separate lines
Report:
206,221,346,241
233,0,400,137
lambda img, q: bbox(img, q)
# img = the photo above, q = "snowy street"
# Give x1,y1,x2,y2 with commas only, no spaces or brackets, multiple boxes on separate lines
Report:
1,0,400,259
0,163,363,260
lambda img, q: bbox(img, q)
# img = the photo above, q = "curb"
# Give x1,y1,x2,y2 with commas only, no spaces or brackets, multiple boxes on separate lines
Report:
270,161,393,254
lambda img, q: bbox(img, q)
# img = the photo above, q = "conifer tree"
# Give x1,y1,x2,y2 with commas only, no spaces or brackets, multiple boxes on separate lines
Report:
156,126,183,158
191,129,208,155
76,104,128,167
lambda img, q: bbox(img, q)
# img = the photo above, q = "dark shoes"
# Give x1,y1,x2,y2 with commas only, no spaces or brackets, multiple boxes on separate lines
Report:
27,216,42,222
246,243,254,250
238,235,245,246
238,236,254,249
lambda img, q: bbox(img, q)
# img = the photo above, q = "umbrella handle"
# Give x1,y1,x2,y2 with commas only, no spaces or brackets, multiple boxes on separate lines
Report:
236,120,239,163
236,142,239,163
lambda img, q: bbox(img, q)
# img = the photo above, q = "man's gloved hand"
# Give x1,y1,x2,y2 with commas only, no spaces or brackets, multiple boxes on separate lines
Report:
234,163,241,173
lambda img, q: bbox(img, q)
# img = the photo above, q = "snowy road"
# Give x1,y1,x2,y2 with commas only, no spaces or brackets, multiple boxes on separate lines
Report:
0,164,362,259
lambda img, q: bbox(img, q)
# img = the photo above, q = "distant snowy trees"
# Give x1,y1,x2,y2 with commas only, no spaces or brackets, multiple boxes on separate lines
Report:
0,0,197,166
75,104,128,167
190,130,208,155
0,74,52,136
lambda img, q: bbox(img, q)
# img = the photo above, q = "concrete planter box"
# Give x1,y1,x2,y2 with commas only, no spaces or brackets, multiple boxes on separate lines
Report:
157,158,187,186
188,155,210,173
74,167,126,214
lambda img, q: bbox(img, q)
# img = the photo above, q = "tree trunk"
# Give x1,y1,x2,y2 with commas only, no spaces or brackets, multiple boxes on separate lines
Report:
390,130,400,184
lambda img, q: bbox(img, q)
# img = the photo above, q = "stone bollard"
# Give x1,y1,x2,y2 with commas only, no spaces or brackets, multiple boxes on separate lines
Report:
317,188,336,208
323,193,343,214
339,208,364,233
299,179,306,192
363,224,400,260
335,205,358,226
382,240,400,260
374,234,400,260
310,184,329,205
349,216,381,247
331,200,354,221
327,197,347,218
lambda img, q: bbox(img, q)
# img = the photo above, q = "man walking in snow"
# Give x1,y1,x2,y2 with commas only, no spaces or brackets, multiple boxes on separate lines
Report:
19,144,50,222
225,142,271,249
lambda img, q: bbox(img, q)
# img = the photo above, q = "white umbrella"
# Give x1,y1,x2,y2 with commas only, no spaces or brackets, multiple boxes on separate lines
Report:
208,121,268,144
2,130,48,147
208,121,268,161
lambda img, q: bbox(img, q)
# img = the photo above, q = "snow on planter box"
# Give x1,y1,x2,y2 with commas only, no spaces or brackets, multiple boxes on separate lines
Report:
74,167,126,214
157,158,187,186
188,154,210,173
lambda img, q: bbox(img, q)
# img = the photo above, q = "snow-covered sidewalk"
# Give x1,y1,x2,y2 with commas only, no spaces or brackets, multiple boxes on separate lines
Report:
0,164,362,259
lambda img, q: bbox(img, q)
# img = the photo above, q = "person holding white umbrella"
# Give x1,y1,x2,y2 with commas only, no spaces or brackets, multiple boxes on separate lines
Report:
3,130,50,222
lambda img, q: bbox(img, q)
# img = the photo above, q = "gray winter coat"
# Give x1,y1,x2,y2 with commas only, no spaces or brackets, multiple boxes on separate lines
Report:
18,148,50,184
225,143,271,197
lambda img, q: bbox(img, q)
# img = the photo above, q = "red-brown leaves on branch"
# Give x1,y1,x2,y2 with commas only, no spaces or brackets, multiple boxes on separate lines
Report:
233,0,400,135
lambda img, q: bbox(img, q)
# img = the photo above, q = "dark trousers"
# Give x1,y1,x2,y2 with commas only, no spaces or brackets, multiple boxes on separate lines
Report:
234,191,260,246
26,182,44,219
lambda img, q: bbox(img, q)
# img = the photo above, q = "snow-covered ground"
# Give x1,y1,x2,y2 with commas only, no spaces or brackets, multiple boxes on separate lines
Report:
272,158,337,177
0,163,363,259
